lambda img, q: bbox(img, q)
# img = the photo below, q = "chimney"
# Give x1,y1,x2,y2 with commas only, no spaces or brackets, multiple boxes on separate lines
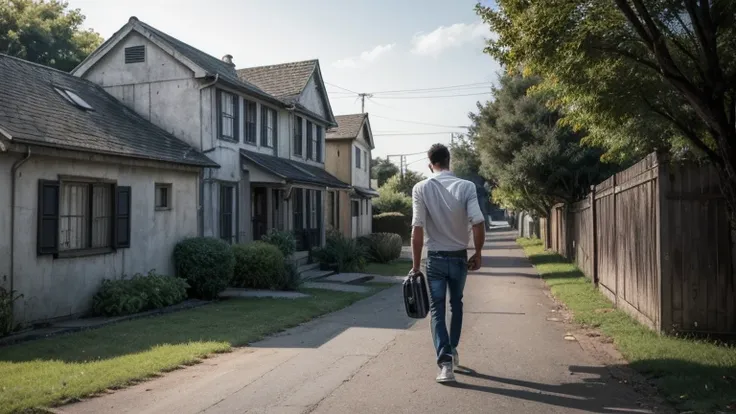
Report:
222,54,234,66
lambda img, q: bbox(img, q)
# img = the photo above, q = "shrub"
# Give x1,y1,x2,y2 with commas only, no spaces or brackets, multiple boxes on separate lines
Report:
232,242,287,289
372,212,412,242
91,270,189,317
312,231,367,273
173,237,235,299
281,261,303,291
358,233,403,263
0,285,22,336
261,229,296,258
373,189,412,216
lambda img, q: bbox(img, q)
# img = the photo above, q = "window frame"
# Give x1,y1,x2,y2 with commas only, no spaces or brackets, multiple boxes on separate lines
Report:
244,99,257,144
355,146,362,169
219,183,237,244
293,116,303,156
306,120,314,160
216,89,239,142
261,106,277,148
315,125,323,163
155,183,173,211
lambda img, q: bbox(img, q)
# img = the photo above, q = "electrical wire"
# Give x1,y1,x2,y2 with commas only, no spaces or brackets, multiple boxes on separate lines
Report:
370,113,469,129
371,92,490,100
374,131,459,136
325,82,360,94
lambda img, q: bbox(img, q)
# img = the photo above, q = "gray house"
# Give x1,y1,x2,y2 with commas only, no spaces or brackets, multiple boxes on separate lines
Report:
72,17,349,258
0,54,217,324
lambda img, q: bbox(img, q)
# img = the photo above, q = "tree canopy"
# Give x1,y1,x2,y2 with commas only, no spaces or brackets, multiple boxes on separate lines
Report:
477,0,736,219
371,157,400,188
471,72,616,217
381,170,424,198
449,135,483,182
0,0,103,71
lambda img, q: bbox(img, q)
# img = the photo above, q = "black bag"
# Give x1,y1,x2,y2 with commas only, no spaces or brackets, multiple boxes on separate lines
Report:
403,271,430,319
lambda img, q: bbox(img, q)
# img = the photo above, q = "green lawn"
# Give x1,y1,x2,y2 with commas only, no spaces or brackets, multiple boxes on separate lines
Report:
518,238,736,413
365,259,412,277
0,288,382,413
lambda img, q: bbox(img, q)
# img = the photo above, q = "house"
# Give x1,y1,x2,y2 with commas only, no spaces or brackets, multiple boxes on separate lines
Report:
325,114,378,238
0,54,218,324
72,17,350,256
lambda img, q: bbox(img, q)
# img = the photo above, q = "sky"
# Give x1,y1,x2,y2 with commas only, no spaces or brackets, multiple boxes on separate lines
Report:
67,0,501,172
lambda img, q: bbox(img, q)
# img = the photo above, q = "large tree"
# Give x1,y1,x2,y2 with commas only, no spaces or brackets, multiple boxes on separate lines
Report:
0,0,103,71
477,0,736,221
381,170,424,198
472,72,616,217
371,157,400,188
449,135,482,181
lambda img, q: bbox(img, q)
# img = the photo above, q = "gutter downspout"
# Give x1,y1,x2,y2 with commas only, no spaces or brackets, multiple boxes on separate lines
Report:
198,74,219,237
10,146,31,324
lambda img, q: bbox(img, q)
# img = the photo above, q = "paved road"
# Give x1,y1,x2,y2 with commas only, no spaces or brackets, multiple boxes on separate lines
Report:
61,230,659,414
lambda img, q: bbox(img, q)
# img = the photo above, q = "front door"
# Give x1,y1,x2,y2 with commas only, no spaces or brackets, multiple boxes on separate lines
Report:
252,187,268,241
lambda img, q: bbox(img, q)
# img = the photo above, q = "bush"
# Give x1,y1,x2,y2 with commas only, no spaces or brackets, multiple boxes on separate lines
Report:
232,242,287,289
373,189,412,216
372,212,412,242
0,285,22,336
281,261,303,291
261,229,296,258
91,270,189,317
173,237,235,299
358,233,403,263
312,231,367,273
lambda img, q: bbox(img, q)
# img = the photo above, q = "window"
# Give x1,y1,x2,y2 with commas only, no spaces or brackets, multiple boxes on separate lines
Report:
155,183,172,210
217,90,239,141
293,116,303,156
364,152,368,171
351,200,359,217
306,121,314,160
220,184,235,244
355,146,362,169
310,190,318,229
54,88,94,111
293,188,304,230
328,192,335,227
272,189,283,230
261,107,277,147
315,125,322,162
244,100,257,144
37,179,131,256
124,46,146,63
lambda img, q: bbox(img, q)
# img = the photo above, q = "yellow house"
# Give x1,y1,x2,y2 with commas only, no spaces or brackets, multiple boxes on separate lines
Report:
325,114,378,238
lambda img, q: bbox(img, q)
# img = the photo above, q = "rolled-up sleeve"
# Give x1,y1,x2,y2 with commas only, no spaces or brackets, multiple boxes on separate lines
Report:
411,183,426,228
466,185,485,225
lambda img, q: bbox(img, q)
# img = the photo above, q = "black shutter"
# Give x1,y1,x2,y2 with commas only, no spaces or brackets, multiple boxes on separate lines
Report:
114,186,131,248
216,89,222,139
233,95,240,142
316,126,322,162
261,107,267,146
316,190,322,231
37,180,59,255
272,109,278,148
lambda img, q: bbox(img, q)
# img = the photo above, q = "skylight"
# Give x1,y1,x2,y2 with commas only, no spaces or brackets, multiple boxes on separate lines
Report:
54,87,94,111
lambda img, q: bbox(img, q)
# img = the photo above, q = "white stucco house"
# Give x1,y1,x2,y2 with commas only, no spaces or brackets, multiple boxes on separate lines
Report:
72,17,350,257
0,54,217,325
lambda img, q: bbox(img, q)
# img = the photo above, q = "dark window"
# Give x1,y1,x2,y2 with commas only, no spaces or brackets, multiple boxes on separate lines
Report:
293,116,303,156
293,188,304,230
272,189,283,230
305,190,312,228
306,121,314,160
155,183,172,210
244,100,257,144
355,146,361,169
124,46,146,63
220,184,235,244
316,190,322,233
351,200,359,217
261,107,277,147
217,90,239,141
37,179,130,255
315,125,323,162
328,192,335,227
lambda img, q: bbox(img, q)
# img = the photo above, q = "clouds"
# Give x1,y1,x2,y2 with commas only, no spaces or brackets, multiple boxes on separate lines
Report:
411,21,488,57
332,43,395,69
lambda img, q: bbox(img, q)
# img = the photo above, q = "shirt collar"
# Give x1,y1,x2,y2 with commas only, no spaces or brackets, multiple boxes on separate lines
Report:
431,170,455,178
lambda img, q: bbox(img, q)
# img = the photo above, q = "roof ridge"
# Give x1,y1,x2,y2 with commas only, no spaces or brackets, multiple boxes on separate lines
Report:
236,59,318,72
135,19,233,69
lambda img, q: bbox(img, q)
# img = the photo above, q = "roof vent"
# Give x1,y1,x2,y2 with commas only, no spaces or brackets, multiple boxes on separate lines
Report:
222,54,234,65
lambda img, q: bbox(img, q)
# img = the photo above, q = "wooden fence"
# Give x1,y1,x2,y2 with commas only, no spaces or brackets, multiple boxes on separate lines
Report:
549,153,736,335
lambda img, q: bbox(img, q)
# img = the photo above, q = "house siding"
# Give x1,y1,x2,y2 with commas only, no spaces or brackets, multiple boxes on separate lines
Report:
299,75,327,120
2,152,200,325
0,153,16,291
351,139,371,190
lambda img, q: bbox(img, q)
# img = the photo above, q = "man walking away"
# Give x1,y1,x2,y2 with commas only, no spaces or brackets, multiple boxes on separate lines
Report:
410,143,486,383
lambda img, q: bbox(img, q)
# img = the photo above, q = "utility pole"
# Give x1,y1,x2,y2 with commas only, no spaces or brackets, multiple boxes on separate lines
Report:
358,93,373,113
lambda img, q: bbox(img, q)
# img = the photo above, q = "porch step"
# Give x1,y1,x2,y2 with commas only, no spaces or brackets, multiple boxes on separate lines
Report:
297,262,319,274
300,269,334,281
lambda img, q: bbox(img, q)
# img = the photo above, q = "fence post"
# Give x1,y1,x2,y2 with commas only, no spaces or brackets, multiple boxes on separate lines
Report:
590,185,599,286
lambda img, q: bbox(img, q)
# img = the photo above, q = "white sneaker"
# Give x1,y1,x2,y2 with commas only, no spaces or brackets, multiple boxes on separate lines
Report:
436,362,456,383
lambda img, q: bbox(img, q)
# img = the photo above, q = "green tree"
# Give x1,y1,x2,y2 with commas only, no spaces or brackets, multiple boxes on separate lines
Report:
381,170,424,198
0,0,103,71
371,157,400,187
476,0,736,221
449,135,482,180
472,72,616,217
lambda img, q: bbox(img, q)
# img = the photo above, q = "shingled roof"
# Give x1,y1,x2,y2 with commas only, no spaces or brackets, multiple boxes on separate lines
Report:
241,149,349,189
236,60,317,102
326,113,368,140
0,54,217,168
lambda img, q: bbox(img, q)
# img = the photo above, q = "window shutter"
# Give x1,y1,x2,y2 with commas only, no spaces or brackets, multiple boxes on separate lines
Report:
233,95,240,142
216,89,222,139
316,190,322,231
261,107,267,146
114,186,132,248
37,180,60,255
272,110,278,148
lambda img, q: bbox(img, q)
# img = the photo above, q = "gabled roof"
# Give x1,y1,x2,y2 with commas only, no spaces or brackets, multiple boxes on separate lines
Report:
241,149,350,189
326,113,375,149
236,60,317,102
0,54,217,168
73,17,283,106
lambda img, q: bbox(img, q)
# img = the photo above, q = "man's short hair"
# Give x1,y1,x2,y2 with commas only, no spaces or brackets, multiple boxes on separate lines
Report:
428,143,450,169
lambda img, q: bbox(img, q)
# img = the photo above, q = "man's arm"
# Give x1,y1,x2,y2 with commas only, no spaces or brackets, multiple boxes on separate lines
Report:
411,184,426,274
467,185,486,270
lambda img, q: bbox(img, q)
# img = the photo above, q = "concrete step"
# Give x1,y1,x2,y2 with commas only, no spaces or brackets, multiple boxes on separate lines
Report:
297,262,319,274
300,269,334,281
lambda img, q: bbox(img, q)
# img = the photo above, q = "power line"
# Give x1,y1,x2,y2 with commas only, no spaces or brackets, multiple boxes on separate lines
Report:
374,131,460,136
372,92,490,100
370,83,492,95
370,113,469,129
325,82,359,95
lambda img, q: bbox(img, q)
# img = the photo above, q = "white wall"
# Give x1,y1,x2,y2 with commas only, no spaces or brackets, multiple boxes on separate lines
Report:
351,139,371,189
299,75,327,120
6,152,200,324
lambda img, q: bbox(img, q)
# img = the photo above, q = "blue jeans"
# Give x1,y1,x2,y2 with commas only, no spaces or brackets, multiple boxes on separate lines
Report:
426,251,468,366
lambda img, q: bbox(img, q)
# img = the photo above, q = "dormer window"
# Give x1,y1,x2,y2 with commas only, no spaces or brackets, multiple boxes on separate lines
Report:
54,88,94,111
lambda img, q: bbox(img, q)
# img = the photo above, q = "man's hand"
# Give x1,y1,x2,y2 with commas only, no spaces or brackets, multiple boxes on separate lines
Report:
467,253,482,271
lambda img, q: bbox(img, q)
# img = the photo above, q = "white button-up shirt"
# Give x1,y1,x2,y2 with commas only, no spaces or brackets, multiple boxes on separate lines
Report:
411,171,486,252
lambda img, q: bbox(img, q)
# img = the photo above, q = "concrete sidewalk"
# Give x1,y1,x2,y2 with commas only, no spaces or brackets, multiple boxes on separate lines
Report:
60,231,664,414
